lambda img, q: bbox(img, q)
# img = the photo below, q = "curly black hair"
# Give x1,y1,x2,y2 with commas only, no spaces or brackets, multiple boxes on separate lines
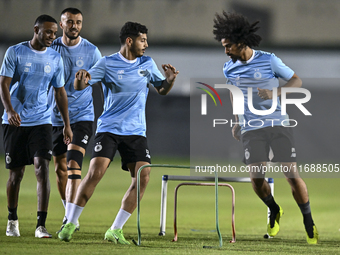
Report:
119,21,148,44
213,11,262,48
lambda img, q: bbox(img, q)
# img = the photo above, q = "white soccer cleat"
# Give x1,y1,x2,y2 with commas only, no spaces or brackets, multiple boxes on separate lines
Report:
35,226,52,238
6,220,20,237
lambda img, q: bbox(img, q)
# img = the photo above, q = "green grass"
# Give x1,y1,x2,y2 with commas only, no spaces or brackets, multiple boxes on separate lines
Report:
0,156,339,254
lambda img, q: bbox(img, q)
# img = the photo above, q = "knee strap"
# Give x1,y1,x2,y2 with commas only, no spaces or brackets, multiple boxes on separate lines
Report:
67,150,83,179
67,150,84,169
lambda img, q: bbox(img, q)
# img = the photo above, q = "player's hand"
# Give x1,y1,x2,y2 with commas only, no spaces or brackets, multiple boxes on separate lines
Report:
7,110,21,127
75,69,91,84
257,88,273,100
232,124,241,141
63,125,73,145
162,64,179,83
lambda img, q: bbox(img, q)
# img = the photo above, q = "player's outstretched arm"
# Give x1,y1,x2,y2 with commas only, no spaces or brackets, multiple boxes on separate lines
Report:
74,69,91,90
54,86,73,145
0,76,21,126
155,64,179,95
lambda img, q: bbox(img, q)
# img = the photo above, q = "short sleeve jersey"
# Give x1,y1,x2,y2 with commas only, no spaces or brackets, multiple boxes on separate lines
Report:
223,50,294,133
48,37,102,126
0,41,64,126
88,52,165,137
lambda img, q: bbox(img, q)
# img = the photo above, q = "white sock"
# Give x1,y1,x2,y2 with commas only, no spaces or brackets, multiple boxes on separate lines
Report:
62,199,66,209
111,209,131,230
66,203,84,225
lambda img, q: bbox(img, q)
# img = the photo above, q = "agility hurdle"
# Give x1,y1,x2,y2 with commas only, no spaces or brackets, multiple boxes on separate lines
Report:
134,164,274,246
159,175,274,236
172,182,236,244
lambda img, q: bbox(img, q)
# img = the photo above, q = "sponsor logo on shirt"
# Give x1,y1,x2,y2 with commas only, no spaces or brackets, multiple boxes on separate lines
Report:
138,69,149,77
76,58,84,67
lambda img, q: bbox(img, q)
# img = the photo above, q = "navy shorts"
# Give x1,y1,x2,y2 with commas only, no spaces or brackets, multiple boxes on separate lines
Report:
91,132,151,171
241,126,296,165
52,121,93,156
2,124,52,169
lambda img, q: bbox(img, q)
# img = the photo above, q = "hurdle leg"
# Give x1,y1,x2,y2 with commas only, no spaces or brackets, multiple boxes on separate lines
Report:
172,182,235,244
159,175,168,236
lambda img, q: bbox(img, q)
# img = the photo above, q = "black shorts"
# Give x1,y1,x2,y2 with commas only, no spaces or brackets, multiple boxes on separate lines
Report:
240,126,296,165
52,121,93,156
91,132,151,171
2,124,52,169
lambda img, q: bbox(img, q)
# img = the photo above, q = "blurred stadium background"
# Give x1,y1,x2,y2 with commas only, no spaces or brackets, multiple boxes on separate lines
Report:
0,0,339,163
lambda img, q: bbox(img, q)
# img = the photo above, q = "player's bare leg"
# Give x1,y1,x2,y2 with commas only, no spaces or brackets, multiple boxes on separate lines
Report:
6,166,25,237
122,161,150,213
54,154,67,201
282,162,308,203
249,162,282,237
66,144,85,206
104,161,150,244
34,157,52,238
282,162,318,243
74,157,111,206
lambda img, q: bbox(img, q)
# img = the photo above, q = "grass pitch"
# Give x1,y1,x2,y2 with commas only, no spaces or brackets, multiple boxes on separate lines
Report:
0,156,339,254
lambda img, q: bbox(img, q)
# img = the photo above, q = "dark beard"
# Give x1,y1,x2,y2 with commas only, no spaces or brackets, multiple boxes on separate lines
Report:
231,57,237,63
65,32,80,40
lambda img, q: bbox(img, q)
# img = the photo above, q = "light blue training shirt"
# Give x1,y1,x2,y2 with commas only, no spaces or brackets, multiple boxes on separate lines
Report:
49,37,102,126
88,52,165,137
0,41,64,126
223,50,294,133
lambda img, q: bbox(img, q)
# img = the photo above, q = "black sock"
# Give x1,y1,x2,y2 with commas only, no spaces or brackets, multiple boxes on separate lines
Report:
36,211,47,228
8,206,18,221
261,194,280,227
298,201,315,238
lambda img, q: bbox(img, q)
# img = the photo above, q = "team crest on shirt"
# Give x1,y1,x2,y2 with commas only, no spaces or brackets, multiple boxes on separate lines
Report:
76,57,84,67
44,63,52,73
254,69,262,79
138,69,149,77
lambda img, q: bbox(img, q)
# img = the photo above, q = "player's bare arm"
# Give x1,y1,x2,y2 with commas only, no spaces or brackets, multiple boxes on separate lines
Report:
257,73,302,100
229,90,241,141
54,86,73,145
0,76,21,127
74,69,91,90
155,64,179,95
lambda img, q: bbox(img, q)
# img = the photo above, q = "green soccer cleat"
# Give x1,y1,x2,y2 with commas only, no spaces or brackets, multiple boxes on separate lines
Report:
58,223,76,242
306,225,319,244
104,228,131,244
267,205,283,237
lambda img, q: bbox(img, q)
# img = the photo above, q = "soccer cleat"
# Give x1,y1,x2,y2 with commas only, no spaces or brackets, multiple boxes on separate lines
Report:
75,220,80,232
35,226,52,238
6,220,20,237
267,205,283,237
306,225,319,244
58,223,76,242
104,228,131,244
56,216,68,234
